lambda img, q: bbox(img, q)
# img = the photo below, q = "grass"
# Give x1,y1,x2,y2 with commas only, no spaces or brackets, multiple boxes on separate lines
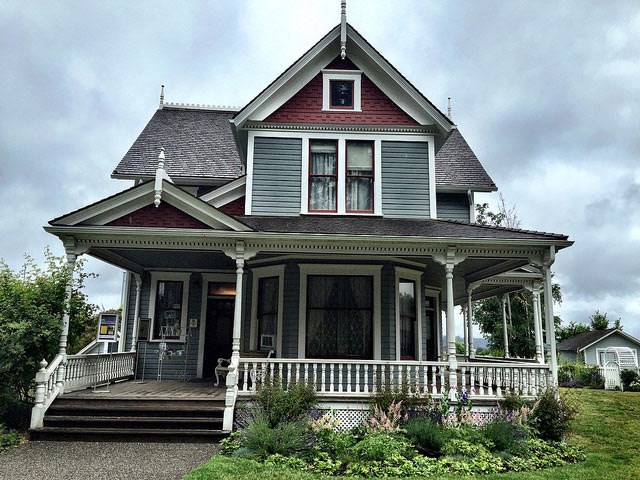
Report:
184,389,640,480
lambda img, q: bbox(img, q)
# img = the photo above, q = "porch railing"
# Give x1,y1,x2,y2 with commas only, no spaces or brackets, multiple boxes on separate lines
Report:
30,351,135,429
236,357,550,400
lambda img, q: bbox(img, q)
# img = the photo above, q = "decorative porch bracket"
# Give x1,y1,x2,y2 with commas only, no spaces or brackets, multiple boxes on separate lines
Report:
221,240,258,431
433,247,466,400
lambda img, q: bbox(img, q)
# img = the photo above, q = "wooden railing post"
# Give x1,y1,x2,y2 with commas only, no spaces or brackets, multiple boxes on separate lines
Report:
30,360,48,429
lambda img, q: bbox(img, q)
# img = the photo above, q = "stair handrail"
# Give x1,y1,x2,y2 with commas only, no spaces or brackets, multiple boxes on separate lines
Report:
30,354,65,429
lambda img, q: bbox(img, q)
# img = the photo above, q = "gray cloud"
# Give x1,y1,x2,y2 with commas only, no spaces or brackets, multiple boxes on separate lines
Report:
1,0,639,338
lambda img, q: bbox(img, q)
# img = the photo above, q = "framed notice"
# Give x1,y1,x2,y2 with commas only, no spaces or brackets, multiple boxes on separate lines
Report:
97,313,119,343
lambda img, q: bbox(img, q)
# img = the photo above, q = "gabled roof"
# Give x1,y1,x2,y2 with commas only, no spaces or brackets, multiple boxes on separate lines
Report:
233,23,454,131
557,328,640,352
112,106,243,182
435,129,497,191
50,179,250,232
237,215,570,243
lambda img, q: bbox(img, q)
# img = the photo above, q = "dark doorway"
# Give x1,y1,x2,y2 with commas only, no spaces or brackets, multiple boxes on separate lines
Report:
202,284,235,378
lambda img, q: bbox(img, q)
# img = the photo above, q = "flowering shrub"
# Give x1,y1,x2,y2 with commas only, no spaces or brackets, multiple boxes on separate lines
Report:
364,401,408,433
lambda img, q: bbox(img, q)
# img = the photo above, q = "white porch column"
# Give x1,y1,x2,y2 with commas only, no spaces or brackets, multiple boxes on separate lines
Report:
463,306,469,357
532,282,544,363
543,247,558,383
434,247,465,400
57,239,80,392
129,273,143,352
501,295,510,358
467,288,475,358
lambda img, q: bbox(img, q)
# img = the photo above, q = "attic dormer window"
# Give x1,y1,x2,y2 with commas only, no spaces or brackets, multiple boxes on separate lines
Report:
330,80,353,108
322,70,362,112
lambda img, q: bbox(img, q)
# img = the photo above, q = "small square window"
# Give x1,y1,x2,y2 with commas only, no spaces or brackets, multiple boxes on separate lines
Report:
330,80,354,109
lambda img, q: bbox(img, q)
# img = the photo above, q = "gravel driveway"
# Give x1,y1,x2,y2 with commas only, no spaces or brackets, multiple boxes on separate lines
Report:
0,441,220,480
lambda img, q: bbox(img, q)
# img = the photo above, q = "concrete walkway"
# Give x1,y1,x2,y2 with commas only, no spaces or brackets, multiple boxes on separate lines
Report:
0,441,220,480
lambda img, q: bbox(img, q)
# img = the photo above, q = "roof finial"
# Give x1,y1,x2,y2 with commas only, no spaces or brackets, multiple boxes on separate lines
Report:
159,85,165,110
154,147,173,207
447,97,452,120
340,0,347,59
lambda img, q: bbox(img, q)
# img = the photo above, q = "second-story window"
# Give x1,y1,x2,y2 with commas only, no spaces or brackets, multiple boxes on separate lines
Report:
309,140,338,212
346,141,374,212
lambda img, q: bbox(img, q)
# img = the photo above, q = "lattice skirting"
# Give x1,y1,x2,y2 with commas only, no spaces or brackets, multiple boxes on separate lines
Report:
234,400,501,430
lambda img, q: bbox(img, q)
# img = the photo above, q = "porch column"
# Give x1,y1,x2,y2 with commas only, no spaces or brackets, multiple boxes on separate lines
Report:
57,239,78,392
434,247,465,401
532,282,544,363
467,288,475,358
129,274,142,352
231,250,245,364
543,247,558,383
463,306,469,357
501,295,510,358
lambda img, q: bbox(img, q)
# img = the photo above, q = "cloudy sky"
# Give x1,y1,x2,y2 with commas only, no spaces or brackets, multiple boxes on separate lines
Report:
1,1,639,339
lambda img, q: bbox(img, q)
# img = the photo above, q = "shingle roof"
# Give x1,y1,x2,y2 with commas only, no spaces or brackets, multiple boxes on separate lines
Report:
112,106,243,180
236,215,569,242
435,129,497,191
557,328,617,351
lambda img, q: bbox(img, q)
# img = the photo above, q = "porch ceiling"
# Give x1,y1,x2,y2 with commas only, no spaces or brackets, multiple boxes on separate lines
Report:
90,247,235,273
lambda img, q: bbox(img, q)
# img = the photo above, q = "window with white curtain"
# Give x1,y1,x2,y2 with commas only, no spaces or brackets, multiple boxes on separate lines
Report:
346,141,373,212
309,139,374,213
309,140,338,211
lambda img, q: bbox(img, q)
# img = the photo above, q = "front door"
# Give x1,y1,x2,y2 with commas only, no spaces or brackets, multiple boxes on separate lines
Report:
202,283,235,378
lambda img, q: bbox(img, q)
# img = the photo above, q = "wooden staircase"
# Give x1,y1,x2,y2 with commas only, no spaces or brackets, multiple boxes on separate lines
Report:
29,396,228,442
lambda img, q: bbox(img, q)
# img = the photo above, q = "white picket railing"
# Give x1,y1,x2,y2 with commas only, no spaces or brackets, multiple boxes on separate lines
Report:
237,358,447,396
236,358,549,399
65,352,136,392
30,352,135,429
458,361,550,398
600,363,621,390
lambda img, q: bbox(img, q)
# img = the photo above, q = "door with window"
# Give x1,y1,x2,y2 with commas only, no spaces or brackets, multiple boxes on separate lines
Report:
202,283,235,378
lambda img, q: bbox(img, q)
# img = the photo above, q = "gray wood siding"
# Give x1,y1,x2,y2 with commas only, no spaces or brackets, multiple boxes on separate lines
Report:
251,137,302,215
436,192,471,222
280,262,300,358
381,141,430,218
380,263,396,360
583,333,640,365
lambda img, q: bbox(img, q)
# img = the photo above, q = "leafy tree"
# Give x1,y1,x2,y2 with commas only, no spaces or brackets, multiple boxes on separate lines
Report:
0,250,97,426
590,310,620,331
556,321,591,343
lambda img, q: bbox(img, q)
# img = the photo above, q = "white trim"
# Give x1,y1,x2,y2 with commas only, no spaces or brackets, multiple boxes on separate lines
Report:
578,329,640,353
200,176,247,207
428,140,437,218
249,265,285,356
245,134,255,215
148,272,191,343
322,70,362,112
249,130,430,216
298,264,382,360
395,267,423,361
197,272,237,378
595,347,638,367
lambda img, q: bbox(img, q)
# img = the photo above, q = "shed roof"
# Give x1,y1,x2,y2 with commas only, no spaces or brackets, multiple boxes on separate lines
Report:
556,328,640,352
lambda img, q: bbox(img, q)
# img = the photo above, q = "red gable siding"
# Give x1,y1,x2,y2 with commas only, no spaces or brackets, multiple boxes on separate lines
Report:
218,196,245,215
265,73,419,125
107,203,210,229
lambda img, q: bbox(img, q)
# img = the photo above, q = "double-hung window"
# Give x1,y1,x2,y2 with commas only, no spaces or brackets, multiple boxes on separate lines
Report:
309,140,338,212
153,280,184,340
308,139,374,213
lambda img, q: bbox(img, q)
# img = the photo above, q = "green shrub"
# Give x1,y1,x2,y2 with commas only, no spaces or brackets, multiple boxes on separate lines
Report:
240,412,313,459
312,427,358,459
620,369,639,391
404,417,450,456
498,392,529,413
0,424,22,451
255,376,316,427
528,387,576,441
481,417,528,452
578,365,605,389
351,432,415,461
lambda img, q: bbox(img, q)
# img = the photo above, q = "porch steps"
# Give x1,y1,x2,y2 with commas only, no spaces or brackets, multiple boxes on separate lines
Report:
29,397,227,442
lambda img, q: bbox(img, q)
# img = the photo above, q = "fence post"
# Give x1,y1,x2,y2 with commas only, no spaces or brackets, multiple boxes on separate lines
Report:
30,359,48,429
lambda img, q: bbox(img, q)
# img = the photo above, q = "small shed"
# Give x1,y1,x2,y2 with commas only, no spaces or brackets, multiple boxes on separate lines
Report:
558,328,640,367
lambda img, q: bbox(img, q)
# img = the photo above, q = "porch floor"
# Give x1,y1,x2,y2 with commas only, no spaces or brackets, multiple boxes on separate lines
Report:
62,379,225,400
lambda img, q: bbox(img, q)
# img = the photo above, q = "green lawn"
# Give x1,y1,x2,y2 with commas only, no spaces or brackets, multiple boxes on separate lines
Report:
184,389,640,480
